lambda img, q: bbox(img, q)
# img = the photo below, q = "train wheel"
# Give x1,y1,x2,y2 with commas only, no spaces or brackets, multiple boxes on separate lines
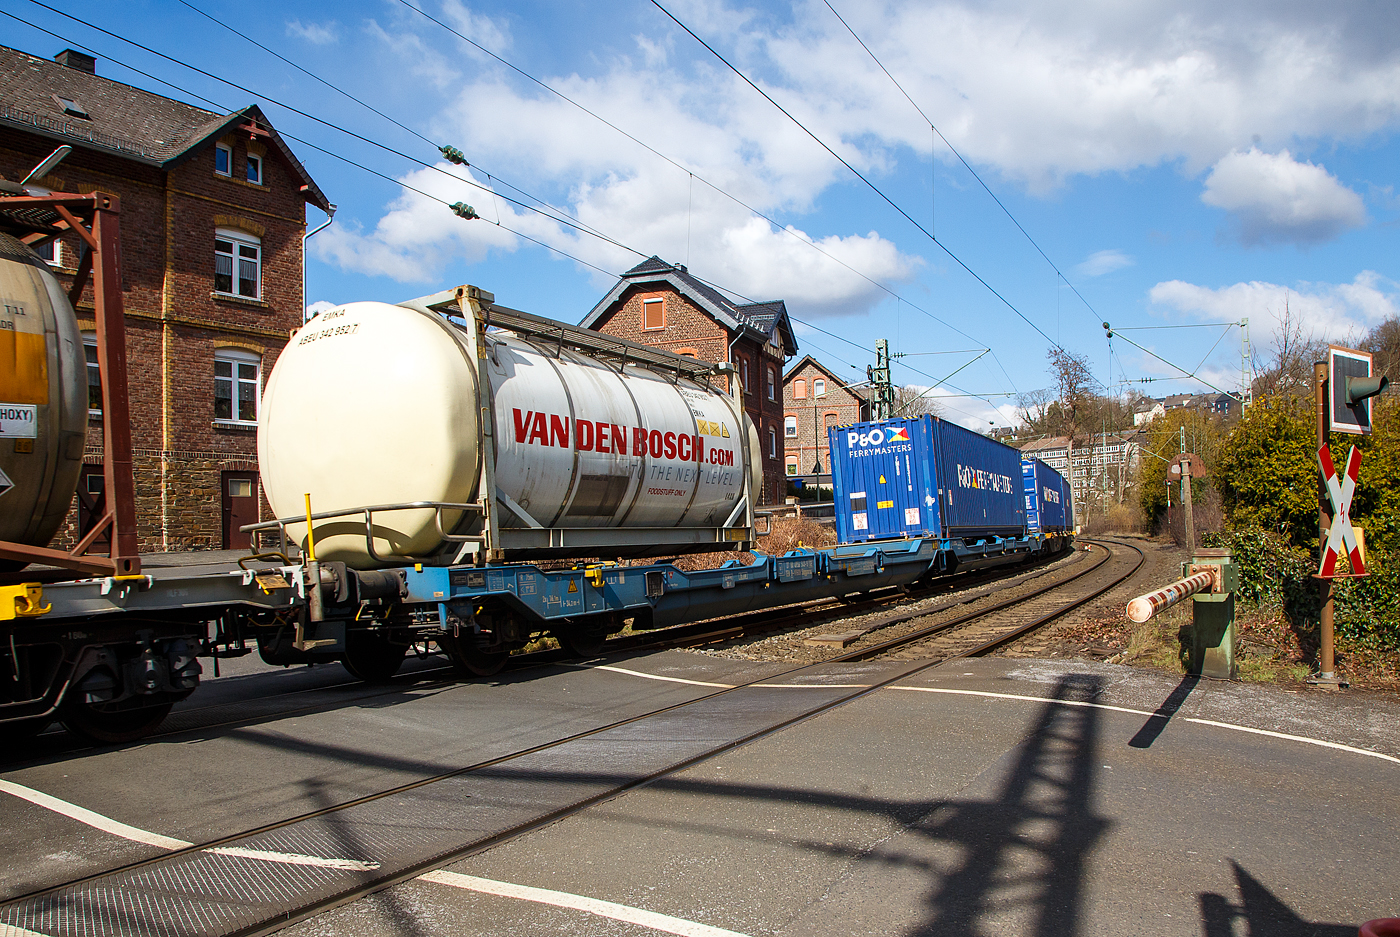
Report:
341,631,406,683
558,630,607,658
59,699,172,744
438,632,508,677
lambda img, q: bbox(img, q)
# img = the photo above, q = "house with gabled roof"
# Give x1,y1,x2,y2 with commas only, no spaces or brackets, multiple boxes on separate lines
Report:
0,45,331,551
582,256,798,505
782,355,870,483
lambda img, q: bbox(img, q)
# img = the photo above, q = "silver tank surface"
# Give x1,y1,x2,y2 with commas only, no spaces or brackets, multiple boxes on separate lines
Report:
259,299,762,567
0,232,87,562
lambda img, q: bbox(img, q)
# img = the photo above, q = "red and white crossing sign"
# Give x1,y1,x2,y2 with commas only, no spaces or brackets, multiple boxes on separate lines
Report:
1318,443,1366,578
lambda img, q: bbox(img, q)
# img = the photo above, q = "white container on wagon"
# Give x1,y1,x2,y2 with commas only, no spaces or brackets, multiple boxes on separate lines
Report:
257,286,762,568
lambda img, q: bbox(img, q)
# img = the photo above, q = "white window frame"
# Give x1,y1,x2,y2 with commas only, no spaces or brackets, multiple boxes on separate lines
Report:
786,457,798,476
767,366,776,401
814,379,826,397
214,348,262,426
245,153,262,185
642,297,664,330
793,378,806,400
82,332,101,417
768,427,777,458
784,415,797,437
215,142,232,177
215,227,262,300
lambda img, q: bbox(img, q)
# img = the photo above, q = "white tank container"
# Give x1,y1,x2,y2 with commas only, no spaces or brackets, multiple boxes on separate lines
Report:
259,300,761,567
0,233,87,564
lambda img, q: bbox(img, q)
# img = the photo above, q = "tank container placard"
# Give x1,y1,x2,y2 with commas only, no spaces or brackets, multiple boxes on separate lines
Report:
828,417,940,543
0,403,37,437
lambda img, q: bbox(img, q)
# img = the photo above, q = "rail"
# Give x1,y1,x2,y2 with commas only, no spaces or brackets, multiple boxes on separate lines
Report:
241,501,486,564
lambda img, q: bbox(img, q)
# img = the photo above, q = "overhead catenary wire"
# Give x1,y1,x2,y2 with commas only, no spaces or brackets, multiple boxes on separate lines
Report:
14,3,1013,423
649,0,1063,353
391,0,1012,371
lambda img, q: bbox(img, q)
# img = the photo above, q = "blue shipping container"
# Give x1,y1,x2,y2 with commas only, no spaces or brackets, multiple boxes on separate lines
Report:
828,417,942,543
1061,473,1075,530
1022,457,1069,533
931,418,1026,536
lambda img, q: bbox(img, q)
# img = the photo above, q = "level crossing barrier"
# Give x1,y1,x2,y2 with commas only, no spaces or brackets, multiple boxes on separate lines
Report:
1125,548,1238,678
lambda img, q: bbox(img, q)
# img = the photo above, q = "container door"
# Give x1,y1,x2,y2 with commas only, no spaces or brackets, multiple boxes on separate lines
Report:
829,418,937,542
222,470,259,550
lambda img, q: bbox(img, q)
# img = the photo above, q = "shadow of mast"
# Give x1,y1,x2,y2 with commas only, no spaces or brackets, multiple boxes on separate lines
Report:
910,673,1112,937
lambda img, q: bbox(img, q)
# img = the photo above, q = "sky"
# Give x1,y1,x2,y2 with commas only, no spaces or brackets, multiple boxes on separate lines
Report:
6,0,1399,430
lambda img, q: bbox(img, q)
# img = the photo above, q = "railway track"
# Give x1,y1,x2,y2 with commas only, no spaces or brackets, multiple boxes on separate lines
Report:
0,539,1142,937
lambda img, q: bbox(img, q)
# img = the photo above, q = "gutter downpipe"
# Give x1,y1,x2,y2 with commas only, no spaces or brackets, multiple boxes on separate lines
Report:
302,205,336,323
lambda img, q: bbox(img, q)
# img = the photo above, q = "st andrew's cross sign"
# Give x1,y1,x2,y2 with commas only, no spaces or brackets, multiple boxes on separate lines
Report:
1317,443,1366,578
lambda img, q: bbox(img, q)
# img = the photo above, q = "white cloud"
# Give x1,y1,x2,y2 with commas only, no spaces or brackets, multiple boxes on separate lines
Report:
1076,249,1134,277
304,300,337,319
440,0,511,53
1201,148,1367,245
1148,271,1399,346
286,19,338,45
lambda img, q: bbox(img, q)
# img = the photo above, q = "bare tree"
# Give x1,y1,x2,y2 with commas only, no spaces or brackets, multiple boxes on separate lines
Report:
1252,295,1327,399
891,384,943,419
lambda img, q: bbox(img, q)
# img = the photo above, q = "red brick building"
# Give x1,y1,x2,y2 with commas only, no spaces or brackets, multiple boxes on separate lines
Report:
582,257,797,505
782,355,870,482
0,46,331,551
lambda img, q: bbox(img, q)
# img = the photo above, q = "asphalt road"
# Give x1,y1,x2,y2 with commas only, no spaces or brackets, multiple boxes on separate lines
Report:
2,652,1396,936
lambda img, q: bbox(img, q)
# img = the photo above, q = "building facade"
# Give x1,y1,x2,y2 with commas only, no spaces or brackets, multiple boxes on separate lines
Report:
1020,431,1143,517
0,46,331,551
781,355,870,482
582,257,797,506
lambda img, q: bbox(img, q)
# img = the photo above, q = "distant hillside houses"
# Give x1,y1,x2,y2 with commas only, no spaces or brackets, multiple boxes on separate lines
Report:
1133,392,1239,425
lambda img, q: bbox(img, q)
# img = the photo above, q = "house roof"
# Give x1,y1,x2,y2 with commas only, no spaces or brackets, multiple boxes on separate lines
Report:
1021,436,1071,453
783,353,870,400
582,256,798,352
0,45,331,213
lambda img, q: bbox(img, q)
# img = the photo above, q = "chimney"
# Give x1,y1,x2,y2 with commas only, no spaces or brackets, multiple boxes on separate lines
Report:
54,50,95,74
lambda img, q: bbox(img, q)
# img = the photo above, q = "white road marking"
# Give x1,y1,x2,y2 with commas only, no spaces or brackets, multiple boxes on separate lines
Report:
0,779,382,868
0,779,193,849
750,683,872,689
206,846,380,871
1,923,52,937
888,686,1400,766
421,870,754,937
587,665,735,688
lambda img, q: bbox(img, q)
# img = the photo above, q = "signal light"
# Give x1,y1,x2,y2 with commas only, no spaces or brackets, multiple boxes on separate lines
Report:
1346,375,1389,404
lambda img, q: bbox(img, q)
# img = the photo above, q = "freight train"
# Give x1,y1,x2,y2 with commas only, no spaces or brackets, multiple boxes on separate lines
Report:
0,259,1072,743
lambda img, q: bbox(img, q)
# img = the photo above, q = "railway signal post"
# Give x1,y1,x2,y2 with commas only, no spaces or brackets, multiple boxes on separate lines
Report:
1312,347,1388,688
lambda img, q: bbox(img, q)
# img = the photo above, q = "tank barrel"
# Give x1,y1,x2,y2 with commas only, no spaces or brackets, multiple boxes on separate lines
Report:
1125,570,1215,623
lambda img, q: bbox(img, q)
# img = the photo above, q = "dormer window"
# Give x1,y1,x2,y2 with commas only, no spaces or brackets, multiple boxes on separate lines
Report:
245,154,262,185
215,143,232,176
51,94,89,119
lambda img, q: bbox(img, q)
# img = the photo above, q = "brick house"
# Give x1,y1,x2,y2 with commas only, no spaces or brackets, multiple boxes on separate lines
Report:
0,46,331,551
581,256,797,505
781,355,870,482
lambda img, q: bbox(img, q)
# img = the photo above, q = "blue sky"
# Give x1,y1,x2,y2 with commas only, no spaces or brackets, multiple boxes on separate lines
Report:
7,0,1399,429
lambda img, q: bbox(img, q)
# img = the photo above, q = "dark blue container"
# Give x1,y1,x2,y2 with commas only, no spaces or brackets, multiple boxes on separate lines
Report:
1061,473,1075,530
830,415,1026,542
828,417,941,543
1022,457,1069,532
930,418,1026,536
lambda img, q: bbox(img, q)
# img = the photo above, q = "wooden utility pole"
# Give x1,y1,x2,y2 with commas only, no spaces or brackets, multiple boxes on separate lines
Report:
1181,457,1195,550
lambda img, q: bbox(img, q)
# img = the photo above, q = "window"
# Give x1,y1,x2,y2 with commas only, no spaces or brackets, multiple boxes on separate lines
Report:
786,457,798,476
767,367,776,401
741,359,750,393
215,143,231,176
32,238,62,266
814,379,826,397
245,154,262,185
784,415,797,437
768,427,777,458
215,349,261,424
642,298,664,330
676,346,698,358
215,228,261,299
51,94,89,119
83,333,101,415
793,378,806,399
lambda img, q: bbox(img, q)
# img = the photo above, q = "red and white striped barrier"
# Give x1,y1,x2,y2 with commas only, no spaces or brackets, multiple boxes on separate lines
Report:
1125,570,1215,623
